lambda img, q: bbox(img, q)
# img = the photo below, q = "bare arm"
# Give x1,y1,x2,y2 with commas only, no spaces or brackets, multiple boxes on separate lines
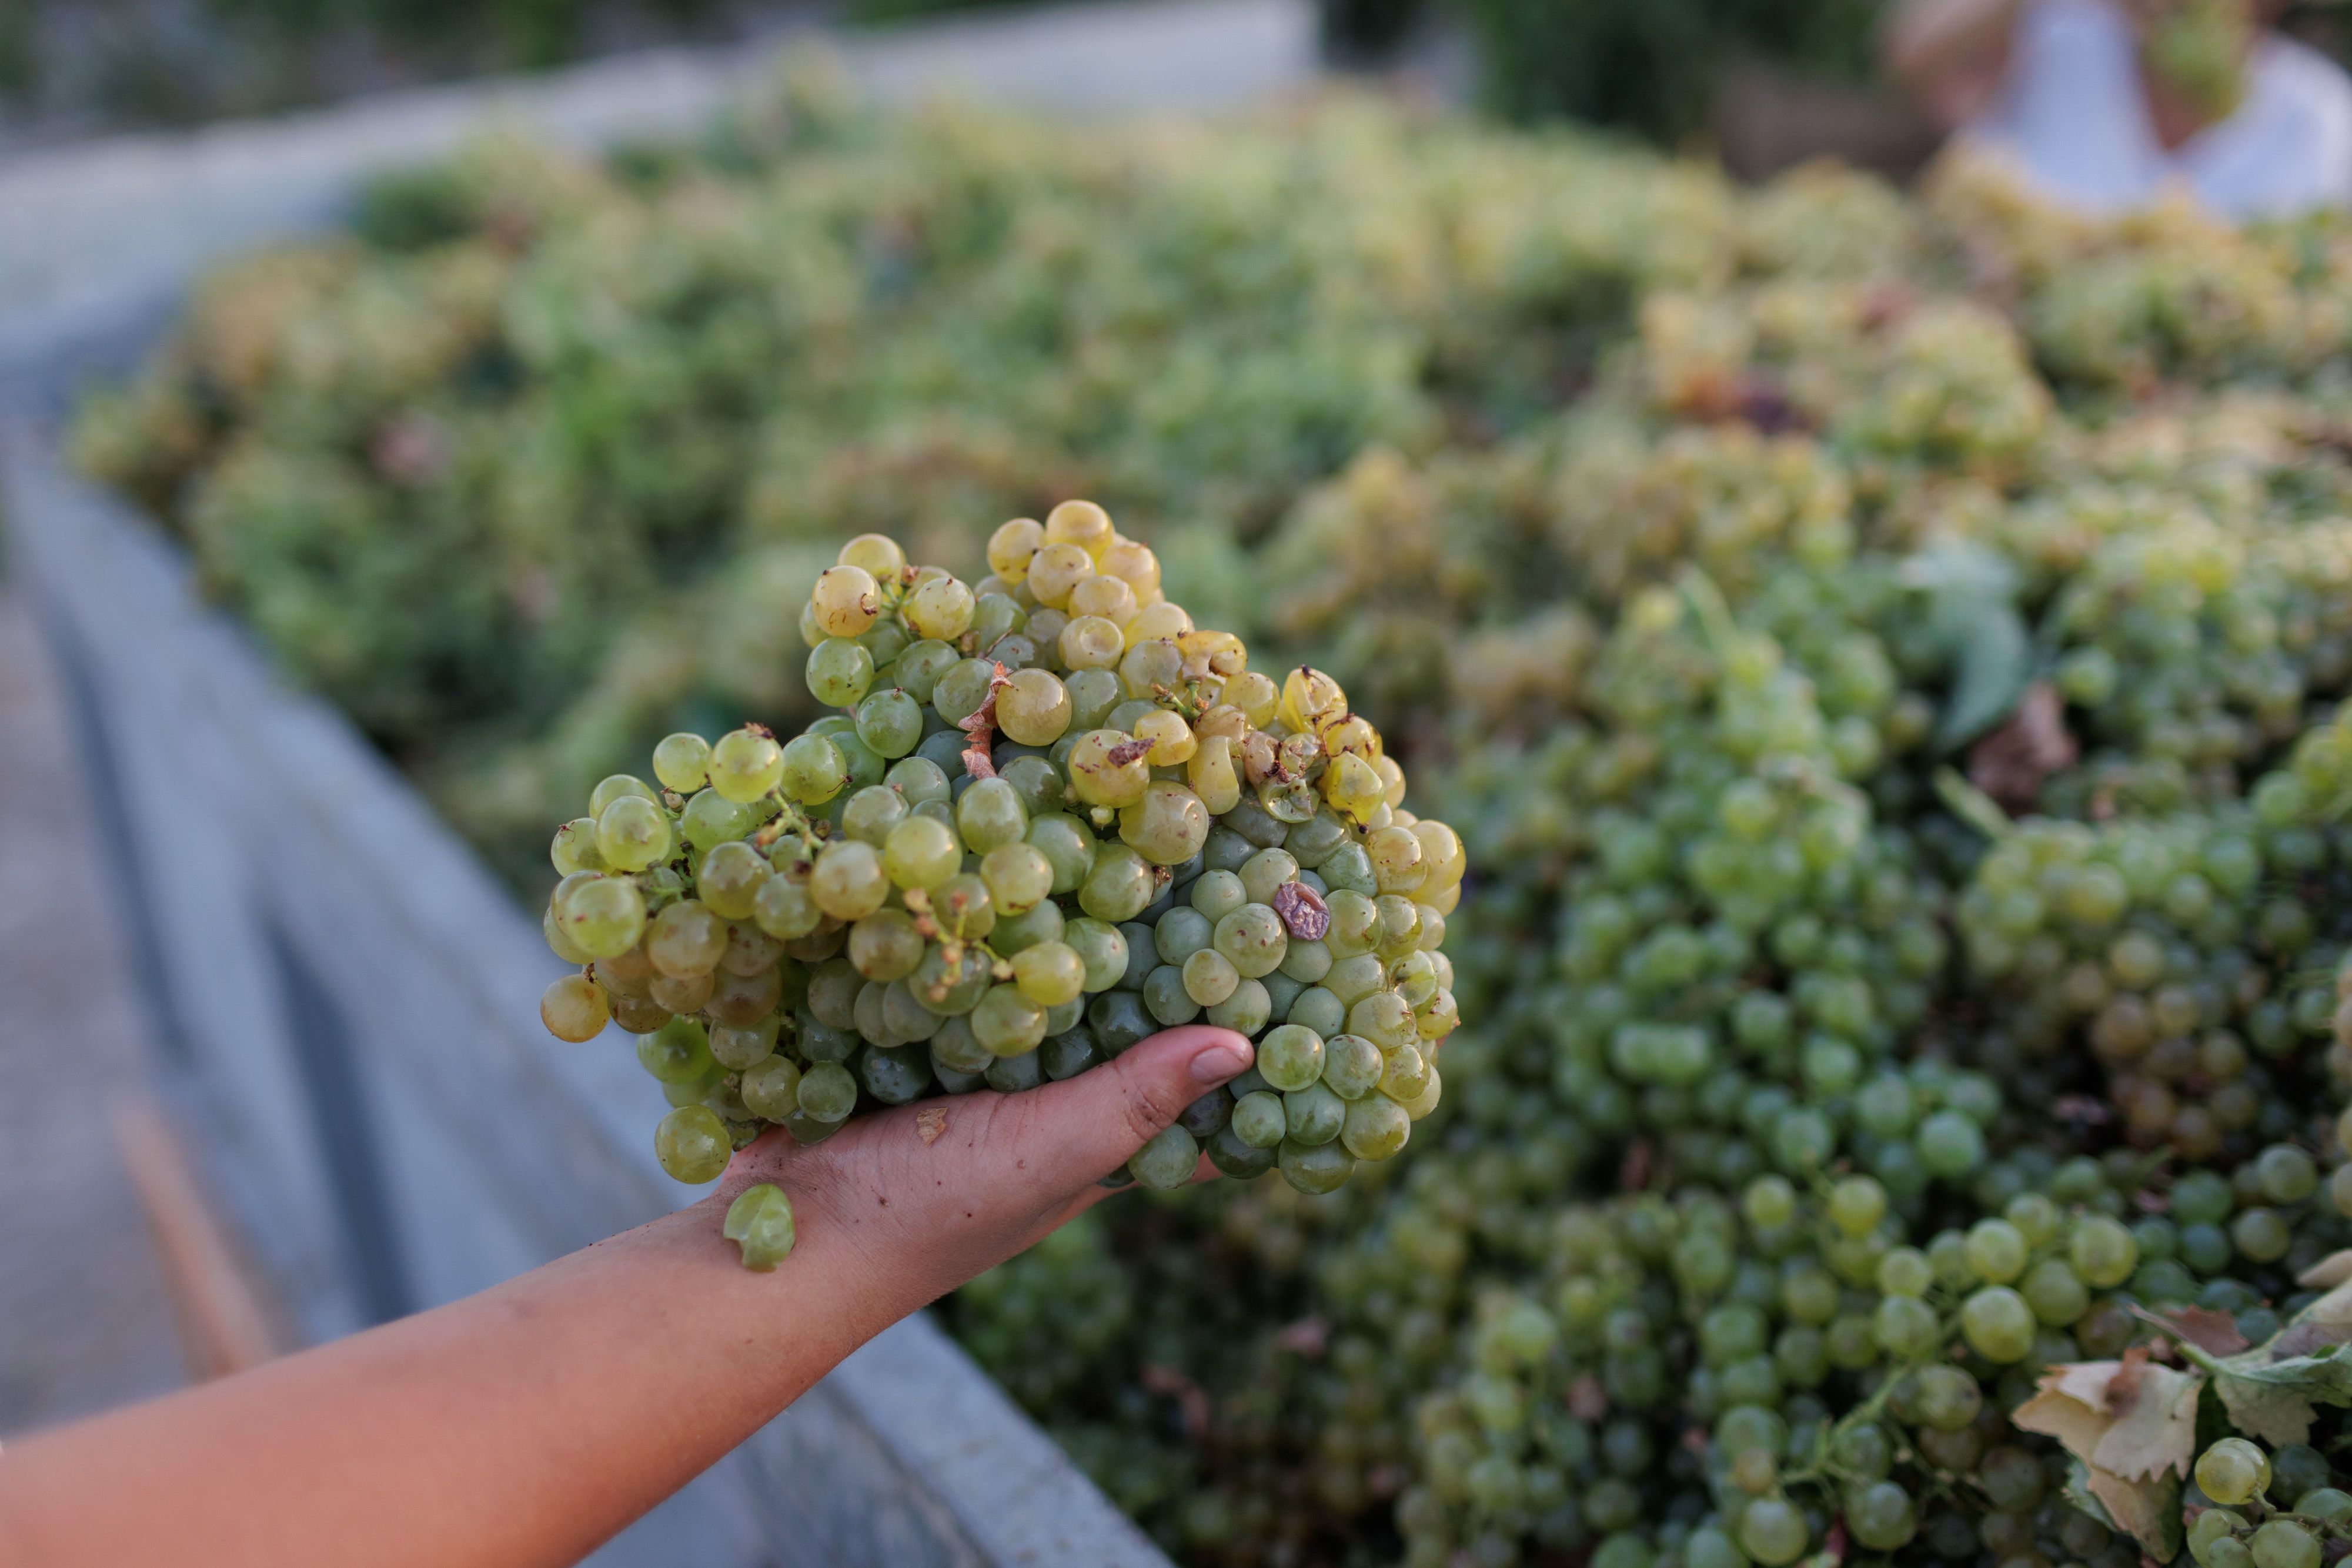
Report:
1883,0,2026,128
0,1024,1252,1568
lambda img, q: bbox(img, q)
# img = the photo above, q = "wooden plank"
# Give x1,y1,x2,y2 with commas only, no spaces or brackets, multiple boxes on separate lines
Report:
108,1097,288,1381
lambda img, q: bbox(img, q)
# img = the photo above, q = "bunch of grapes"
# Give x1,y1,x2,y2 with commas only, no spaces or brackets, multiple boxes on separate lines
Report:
537,503,1463,1202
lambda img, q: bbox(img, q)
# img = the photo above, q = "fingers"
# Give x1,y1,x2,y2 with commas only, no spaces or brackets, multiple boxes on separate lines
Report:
1021,1024,1252,1192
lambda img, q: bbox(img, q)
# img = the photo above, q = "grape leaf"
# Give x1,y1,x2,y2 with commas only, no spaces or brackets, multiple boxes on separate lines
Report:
2061,1459,2121,1536
1900,539,2030,752
2213,1343,2352,1446
2014,1379,2113,1465
2298,1250,2352,1290
2087,1464,2181,1563
2017,1358,2200,1560
1936,600,2031,753
2092,1363,2200,1481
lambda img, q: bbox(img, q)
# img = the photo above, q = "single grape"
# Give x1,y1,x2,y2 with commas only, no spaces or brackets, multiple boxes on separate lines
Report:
723,1184,796,1271
2199,1439,2273,1507
655,1106,731,1184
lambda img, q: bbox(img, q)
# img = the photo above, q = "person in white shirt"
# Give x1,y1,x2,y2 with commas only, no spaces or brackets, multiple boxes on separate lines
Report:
1885,0,2352,219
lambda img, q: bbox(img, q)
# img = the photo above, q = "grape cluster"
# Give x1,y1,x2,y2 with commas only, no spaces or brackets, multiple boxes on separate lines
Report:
539,506,1462,1198
2189,1435,2352,1568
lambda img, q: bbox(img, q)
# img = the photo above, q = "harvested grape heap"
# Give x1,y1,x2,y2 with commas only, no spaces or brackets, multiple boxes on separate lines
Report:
75,75,2352,1568
539,502,1463,1199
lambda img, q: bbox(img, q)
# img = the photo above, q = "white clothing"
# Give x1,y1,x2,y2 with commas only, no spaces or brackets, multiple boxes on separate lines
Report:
1962,0,2352,219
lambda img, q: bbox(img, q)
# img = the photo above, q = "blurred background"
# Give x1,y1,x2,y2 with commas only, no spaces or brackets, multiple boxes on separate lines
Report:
23,0,2352,168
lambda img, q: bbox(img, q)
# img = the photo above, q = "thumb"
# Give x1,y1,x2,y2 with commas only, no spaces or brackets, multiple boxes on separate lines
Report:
1027,1024,1253,1188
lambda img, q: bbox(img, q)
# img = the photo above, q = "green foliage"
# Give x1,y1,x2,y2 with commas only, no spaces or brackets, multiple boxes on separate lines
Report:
1458,0,1892,143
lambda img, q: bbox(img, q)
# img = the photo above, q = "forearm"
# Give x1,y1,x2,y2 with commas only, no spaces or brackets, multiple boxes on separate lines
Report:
0,1191,898,1568
0,1028,1250,1568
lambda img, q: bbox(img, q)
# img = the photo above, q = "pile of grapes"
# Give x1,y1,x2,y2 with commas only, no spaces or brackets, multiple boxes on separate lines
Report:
539,504,1462,1199
74,68,2352,1568
69,70,1752,888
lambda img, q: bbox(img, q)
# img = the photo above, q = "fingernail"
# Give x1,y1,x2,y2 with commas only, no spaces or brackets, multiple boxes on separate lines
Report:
1189,1039,1251,1083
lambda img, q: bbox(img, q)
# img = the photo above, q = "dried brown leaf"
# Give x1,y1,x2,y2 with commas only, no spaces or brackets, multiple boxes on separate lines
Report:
1967,682,2079,811
2014,1385,2113,1469
2093,1363,2200,1482
2157,1307,2250,1358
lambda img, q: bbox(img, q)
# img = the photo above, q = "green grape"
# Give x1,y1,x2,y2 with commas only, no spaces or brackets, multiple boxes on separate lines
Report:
2070,1215,2139,1286
1284,1082,1345,1146
1205,978,1270,1034
1277,1137,1354,1195
1120,781,1211,866
1128,1124,1199,1189
1231,1090,1287,1149
1959,1285,2036,1362
1846,1480,1916,1551
751,872,820,942
652,732,711,793
810,840,889,921
1011,941,1086,1008
1062,918,1128,994
956,778,1029,855
551,817,605,875
840,784,909,848
855,688,923,760
807,637,876,708
973,984,1048,1057
597,794,674,874
1320,1032,1383,1099
1963,1218,2027,1283
1254,1024,1322,1092
2199,1438,2273,1506
1183,948,1240,1008
1340,1094,1409,1159
797,1062,858,1124
1213,903,1288,978
847,909,924,981
698,840,770,920
724,1183,796,1271
655,1106,731,1183
709,730,784,804
882,815,961,890
2251,1521,2320,1568
1737,1499,1808,1566
559,876,647,961
679,790,751,852
779,734,847,805
540,974,610,1042
1080,843,1157,922
649,899,727,978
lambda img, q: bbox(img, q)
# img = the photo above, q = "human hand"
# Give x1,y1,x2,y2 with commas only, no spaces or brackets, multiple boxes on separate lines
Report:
707,1024,1253,1323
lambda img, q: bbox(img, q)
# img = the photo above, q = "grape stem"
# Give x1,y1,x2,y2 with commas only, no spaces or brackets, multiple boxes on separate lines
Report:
1932,765,2013,843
